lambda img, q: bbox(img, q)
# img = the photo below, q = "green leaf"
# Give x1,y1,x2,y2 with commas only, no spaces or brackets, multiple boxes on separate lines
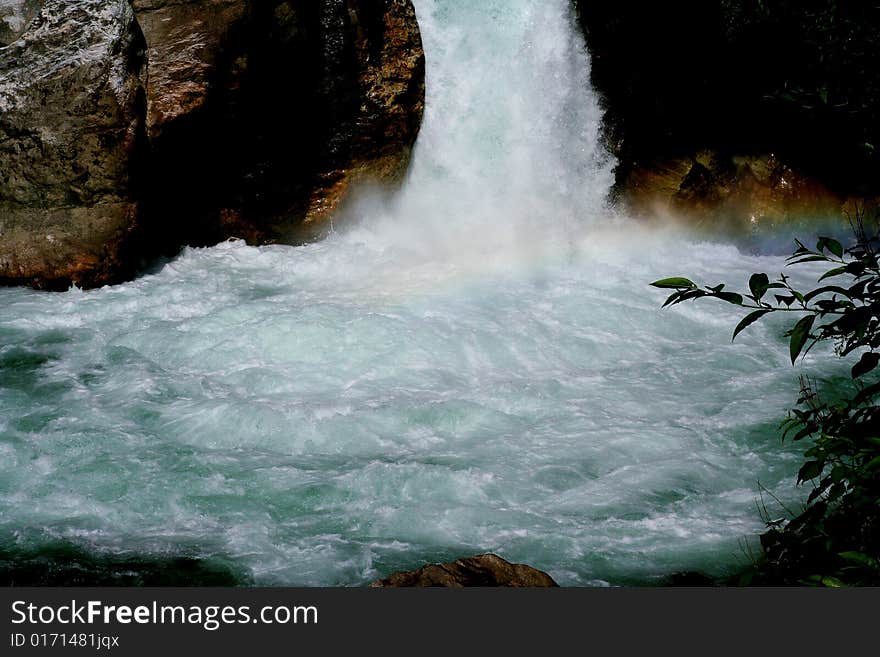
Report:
664,290,707,307
821,577,846,588
848,280,869,298
853,381,880,406
803,285,853,302
749,273,770,300
852,352,880,379
817,237,844,258
651,278,697,289
846,261,867,276
818,266,848,282
732,309,772,342
789,315,815,364
716,292,744,306
808,482,831,504
840,552,880,570
830,466,847,483
788,255,831,265
798,460,823,482
827,482,846,502
788,425,816,442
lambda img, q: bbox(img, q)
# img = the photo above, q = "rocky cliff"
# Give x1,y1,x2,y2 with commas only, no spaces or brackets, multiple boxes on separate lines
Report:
0,0,425,289
0,0,41,45
0,0,146,289
576,1,880,229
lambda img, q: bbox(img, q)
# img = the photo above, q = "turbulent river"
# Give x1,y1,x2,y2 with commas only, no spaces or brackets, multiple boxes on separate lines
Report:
0,0,822,585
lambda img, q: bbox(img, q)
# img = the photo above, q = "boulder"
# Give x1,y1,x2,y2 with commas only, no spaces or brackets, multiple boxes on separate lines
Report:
0,0,147,289
0,0,425,289
370,554,559,588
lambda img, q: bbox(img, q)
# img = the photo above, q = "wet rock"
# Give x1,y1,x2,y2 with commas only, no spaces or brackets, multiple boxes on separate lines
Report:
662,571,717,587
575,1,880,199
622,151,845,232
300,0,426,233
0,0,425,289
370,554,559,588
130,0,249,139
0,0,42,45
0,0,147,289
674,161,723,208
131,0,426,250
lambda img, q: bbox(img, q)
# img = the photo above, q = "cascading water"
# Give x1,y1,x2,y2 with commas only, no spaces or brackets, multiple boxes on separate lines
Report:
343,0,613,258
0,0,819,585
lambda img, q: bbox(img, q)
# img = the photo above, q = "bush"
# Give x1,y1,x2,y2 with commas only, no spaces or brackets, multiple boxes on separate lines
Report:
653,219,880,585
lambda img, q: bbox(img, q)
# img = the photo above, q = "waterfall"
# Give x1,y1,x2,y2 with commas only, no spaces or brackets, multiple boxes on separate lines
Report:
341,0,614,260
0,0,810,586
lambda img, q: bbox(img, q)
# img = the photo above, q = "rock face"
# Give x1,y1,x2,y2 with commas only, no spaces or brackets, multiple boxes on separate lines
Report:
129,0,247,139
575,1,880,226
0,0,42,45
370,554,559,588
133,0,425,248
0,0,147,289
624,151,846,232
302,0,426,234
0,0,425,289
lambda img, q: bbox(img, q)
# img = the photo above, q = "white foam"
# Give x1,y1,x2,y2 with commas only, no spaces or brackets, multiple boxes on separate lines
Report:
0,0,818,585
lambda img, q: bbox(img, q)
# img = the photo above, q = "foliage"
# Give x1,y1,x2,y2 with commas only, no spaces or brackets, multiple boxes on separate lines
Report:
652,222,880,585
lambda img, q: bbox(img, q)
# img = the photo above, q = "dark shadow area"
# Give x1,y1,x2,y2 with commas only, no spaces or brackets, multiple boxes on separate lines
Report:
132,1,376,264
0,542,252,587
576,0,880,198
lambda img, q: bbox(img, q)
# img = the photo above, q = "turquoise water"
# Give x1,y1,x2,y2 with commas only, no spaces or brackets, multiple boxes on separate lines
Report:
0,0,816,585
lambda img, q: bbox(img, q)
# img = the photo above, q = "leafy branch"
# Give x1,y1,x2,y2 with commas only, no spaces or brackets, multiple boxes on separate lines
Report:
652,229,880,586
653,235,880,369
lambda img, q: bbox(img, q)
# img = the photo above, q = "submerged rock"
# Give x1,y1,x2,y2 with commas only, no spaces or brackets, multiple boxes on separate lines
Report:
662,571,718,587
370,554,559,588
0,542,252,586
0,0,425,289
